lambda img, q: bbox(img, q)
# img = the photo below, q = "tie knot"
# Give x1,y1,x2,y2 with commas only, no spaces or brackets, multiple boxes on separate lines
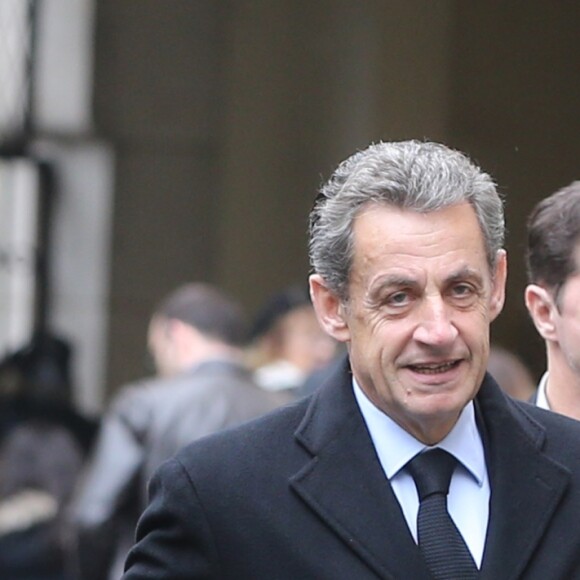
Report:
407,448,457,501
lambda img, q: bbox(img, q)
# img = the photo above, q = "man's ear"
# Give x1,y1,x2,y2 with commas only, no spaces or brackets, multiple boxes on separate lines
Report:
525,283,558,341
171,318,199,348
489,249,507,321
309,274,350,343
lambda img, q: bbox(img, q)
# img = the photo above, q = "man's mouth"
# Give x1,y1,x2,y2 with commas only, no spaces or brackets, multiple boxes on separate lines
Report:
407,360,460,374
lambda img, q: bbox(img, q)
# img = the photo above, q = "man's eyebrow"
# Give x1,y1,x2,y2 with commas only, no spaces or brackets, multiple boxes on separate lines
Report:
445,266,483,285
446,266,483,284
367,275,419,298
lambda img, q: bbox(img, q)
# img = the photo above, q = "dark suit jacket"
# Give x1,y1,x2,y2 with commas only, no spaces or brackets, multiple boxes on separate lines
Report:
123,358,580,579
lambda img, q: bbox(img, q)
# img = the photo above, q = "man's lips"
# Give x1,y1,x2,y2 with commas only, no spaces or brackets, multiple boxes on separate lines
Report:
404,360,462,374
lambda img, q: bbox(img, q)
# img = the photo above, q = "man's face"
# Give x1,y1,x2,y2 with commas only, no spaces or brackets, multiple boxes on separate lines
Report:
525,244,580,384
549,268,580,376
147,316,177,376
311,202,506,444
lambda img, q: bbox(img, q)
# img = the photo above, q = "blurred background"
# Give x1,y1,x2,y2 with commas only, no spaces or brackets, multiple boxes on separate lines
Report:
0,0,579,416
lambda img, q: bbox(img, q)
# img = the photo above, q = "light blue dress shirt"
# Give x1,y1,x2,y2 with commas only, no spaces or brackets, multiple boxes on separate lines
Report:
352,379,490,567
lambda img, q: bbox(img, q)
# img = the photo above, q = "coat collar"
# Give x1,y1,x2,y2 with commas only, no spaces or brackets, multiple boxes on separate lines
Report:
476,375,570,579
290,358,570,580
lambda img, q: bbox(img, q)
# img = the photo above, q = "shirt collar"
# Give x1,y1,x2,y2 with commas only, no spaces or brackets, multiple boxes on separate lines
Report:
353,378,486,486
535,372,550,410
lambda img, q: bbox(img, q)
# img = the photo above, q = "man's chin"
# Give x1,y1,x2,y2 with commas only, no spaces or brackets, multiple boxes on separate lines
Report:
409,391,472,423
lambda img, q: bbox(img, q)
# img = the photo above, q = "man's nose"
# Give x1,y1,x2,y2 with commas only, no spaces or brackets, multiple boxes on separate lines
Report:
412,297,458,346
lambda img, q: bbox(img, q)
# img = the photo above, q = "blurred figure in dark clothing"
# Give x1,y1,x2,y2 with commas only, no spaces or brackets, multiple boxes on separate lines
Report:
0,332,96,579
0,420,83,579
0,331,98,453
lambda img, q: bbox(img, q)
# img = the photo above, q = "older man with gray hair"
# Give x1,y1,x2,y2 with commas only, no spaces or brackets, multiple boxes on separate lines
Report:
124,142,580,580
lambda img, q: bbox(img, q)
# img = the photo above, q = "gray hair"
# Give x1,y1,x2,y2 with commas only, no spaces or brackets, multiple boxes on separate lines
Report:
308,140,504,299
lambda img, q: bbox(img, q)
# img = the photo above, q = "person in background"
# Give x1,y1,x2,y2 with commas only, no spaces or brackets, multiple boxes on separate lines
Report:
67,282,287,580
525,180,580,419
486,345,537,401
0,331,98,458
247,283,337,395
0,421,83,580
0,332,96,579
124,141,580,579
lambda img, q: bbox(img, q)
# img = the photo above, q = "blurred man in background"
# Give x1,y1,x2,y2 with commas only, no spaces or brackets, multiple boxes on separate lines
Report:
67,282,288,580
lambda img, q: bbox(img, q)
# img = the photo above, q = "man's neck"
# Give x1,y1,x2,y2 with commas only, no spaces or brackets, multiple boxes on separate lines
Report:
545,357,580,420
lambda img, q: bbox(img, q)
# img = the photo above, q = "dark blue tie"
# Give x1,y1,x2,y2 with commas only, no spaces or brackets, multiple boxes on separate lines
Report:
407,448,478,580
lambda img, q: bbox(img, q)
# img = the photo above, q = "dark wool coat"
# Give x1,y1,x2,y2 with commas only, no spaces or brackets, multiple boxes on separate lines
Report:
124,358,580,579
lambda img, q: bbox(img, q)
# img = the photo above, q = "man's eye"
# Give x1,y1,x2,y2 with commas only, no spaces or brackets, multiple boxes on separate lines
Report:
451,284,475,298
387,291,410,306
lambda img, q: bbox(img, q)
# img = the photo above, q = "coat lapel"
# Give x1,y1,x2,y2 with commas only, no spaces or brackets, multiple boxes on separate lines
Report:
289,359,431,579
477,375,570,579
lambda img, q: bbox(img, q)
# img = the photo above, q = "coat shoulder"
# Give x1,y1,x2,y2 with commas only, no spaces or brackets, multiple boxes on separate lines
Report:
173,395,311,474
